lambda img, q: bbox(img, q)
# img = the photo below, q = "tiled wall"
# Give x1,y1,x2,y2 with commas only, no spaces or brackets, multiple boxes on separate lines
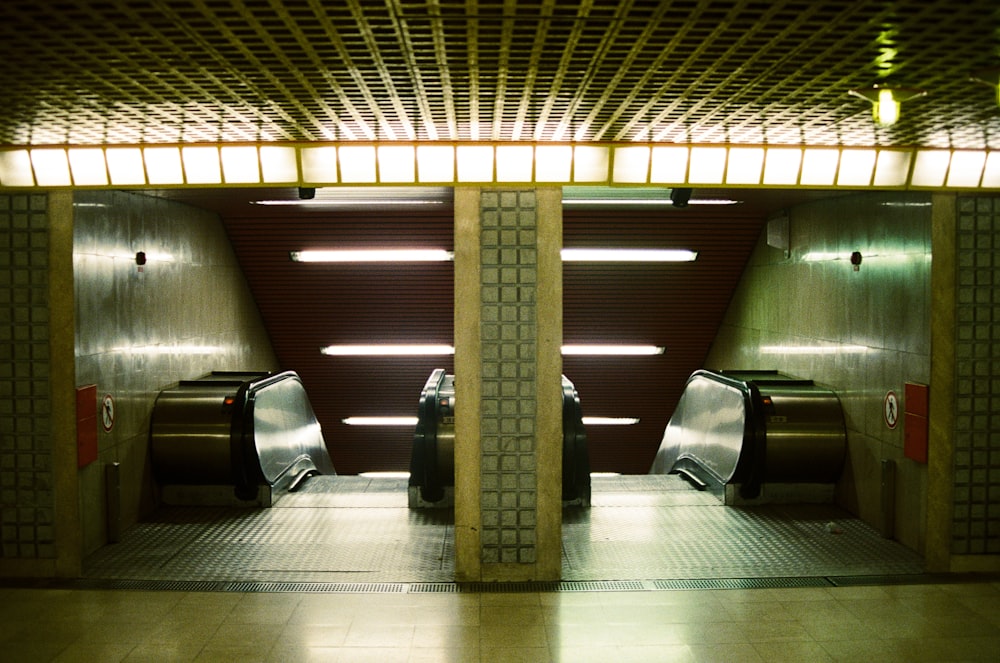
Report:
479,191,538,565
0,193,54,560
74,190,277,555
952,196,1000,555
706,191,932,552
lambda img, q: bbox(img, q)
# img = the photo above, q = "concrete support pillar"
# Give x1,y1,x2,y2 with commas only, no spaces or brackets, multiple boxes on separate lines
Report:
927,193,956,572
454,187,562,582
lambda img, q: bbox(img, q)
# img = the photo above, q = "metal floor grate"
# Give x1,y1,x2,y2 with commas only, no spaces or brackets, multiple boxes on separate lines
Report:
82,475,925,587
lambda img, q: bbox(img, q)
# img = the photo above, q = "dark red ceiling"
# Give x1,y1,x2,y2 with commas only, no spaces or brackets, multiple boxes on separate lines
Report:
211,188,771,474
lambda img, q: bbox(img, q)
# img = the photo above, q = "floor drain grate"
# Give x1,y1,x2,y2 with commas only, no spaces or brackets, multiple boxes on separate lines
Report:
558,580,646,591
225,582,407,593
408,583,460,593
653,577,834,590
76,579,227,592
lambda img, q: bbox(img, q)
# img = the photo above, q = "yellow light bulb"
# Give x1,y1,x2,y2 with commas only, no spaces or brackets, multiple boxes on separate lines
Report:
876,89,900,125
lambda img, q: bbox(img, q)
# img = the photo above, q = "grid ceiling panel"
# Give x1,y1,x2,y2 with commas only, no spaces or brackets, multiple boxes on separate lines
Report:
1,0,1000,148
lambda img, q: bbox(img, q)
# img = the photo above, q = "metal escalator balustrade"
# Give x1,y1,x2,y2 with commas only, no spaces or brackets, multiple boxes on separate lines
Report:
150,371,335,506
409,370,591,508
650,369,846,503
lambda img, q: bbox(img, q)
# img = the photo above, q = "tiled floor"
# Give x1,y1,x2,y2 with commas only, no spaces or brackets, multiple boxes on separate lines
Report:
1,579,999,662
6,475,988,662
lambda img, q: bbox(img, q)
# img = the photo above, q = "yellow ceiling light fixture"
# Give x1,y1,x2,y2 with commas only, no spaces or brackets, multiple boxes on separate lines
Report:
849,84,926,126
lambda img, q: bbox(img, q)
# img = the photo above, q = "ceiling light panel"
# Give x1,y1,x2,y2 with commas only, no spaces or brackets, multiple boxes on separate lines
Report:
3,143,998,190
561,345,665,355
292,249,454,263
30,149,71,186
321,344,455,356
0,150,35,186
220,146,261,184
68,148,109,186
561,248,697,262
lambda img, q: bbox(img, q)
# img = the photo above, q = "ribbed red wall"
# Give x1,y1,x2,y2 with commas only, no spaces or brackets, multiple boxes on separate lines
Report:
223,207,764,474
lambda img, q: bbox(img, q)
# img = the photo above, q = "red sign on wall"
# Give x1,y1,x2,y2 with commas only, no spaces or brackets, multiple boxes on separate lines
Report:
76,385,98,468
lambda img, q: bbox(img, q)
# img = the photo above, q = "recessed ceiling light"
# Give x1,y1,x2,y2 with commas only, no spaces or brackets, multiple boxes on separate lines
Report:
561,248,697,262
253,199,446,206
561,198,740,206
342,417,419,426
322,344,664,356
322,344,455,356
291,249,454,262
582,417,640,425
561,345,665,356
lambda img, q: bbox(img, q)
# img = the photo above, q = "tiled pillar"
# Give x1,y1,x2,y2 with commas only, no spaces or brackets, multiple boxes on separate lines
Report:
454,187,562,582
0,191,78,577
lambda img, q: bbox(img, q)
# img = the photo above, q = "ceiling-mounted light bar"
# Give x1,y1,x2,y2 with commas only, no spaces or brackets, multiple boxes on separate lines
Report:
4,143,999,190
561,248,697,262
295,247,692,263
342,417,419,426
561,345,665,356
253,199,446,206
562,185,739,207
322,344,663,357
344,415,638,427
359,471,412,479
321,345,455,356
560,198,740,206
291,249,454,263
582,417,640,425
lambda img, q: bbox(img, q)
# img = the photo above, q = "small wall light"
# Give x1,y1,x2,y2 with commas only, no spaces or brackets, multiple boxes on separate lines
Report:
670,187,692,207
971,67,1000,106
849,84,926,126
850,251,863,272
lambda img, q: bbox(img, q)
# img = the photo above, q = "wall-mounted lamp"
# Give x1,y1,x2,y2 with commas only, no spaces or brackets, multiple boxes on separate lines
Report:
850,251,863,272
971,67,1000,106
670,187,692,208
849,85,926,126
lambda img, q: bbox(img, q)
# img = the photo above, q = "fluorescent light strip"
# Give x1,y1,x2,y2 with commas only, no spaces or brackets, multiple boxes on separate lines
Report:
292,249,454,262
294,248,693,263
582,417,640,425
5,145,1000,189
322,344,663,356
561,345,665,355
359,471,412,478
253,199,445,206
560,198,740,206
561,248,697,262
344,416,637,427
322,345,455,356
342,417,419,426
